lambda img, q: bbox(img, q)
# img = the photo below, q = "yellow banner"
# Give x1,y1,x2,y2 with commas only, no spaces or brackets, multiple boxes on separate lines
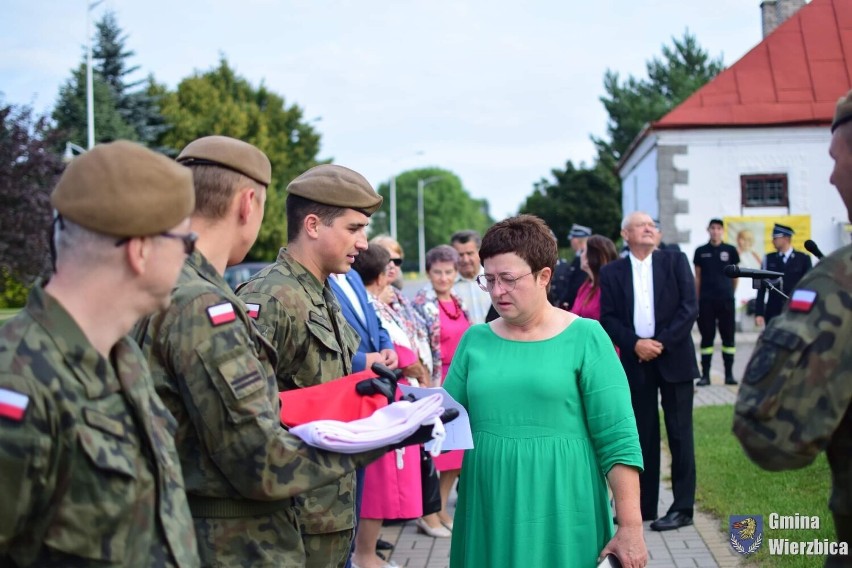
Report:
723,215,811,270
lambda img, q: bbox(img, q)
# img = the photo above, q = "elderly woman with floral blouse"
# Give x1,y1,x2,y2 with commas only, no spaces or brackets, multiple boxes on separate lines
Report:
411,244,471,537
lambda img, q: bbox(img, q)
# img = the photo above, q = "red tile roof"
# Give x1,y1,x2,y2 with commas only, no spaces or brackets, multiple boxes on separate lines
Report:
654,0,852,130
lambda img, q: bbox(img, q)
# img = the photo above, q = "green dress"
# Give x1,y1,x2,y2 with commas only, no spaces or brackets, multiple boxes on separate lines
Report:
443,318,643,568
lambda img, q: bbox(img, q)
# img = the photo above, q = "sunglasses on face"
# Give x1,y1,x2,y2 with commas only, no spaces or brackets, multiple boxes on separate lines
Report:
115,231,198,255
389,258,403,267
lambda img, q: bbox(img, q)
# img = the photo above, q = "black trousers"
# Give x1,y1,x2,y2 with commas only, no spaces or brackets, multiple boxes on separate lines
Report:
697,297,735,350
629,360,696,520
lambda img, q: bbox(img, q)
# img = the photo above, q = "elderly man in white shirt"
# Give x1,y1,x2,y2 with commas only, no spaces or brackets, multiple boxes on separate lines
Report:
450,230,493,324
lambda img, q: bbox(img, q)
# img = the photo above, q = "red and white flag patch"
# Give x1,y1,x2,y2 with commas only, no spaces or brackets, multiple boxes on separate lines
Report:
0,388,29,422
246,303,260,319
789,289,817,313
207,302,237,326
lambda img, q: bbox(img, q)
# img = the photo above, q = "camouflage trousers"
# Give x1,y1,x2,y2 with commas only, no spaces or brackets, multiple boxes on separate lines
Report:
194,509,304,567
303,530,354,568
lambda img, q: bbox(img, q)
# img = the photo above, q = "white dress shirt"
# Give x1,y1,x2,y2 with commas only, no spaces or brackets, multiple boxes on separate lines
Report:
630,253,655,338
453,267,491,325
332,273,366,325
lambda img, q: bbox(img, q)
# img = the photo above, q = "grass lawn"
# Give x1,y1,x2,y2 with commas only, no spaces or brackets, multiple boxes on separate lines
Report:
693,404,839,567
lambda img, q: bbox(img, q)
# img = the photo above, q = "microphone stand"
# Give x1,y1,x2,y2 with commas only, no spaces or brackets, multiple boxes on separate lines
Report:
762,278,789,301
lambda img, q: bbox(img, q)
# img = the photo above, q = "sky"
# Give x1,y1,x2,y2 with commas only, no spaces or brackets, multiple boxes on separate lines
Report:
1,1,766,220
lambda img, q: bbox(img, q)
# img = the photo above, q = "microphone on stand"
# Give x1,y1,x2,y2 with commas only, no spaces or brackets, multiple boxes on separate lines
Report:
723,265,784,279
804,239,824,259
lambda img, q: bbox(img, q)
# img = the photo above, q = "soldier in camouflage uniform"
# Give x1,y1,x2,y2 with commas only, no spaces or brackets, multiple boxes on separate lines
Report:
734,90,852,568
0,141,199,566
237,164,384,568
135,137,387,567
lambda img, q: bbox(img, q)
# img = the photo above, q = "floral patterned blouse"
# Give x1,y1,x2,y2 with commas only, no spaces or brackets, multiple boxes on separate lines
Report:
411,284,470,386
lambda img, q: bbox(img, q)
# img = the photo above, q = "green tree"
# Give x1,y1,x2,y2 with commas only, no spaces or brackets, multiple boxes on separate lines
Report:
52,64,137,147
593,30,725,165
520,161,621,249
0,103,64,306
371,168,493,271
156,58,323,260
93,12,167,146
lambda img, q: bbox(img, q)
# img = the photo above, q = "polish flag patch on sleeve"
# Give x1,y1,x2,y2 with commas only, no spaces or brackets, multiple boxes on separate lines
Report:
789,289,817,313
245,303,260,319
0,388,30,422
207,302,237,326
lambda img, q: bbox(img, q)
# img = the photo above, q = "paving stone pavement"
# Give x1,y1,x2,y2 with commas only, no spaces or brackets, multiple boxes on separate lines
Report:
373,331,756,567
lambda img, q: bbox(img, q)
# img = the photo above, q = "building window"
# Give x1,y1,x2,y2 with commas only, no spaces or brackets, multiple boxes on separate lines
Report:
740,174,788,207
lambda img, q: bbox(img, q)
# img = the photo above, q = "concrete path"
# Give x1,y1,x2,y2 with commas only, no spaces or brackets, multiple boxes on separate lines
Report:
372,331,757,567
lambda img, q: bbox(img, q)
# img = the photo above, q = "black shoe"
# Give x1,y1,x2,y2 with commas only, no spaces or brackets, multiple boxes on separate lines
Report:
696,376,710,386
376,538,394,551
725,375,738,385
650,511,693,531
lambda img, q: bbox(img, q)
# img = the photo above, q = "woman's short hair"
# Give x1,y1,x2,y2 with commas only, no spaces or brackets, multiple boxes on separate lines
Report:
370,234,403,257
479,215,557,273
352,243,390,285
425,244,459,271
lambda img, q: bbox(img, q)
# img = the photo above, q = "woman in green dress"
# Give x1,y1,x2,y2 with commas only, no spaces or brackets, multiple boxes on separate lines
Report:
443,215,647,568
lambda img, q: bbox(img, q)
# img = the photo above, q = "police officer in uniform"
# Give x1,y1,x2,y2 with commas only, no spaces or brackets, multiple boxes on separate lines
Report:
734,89,852,568
693,218,740,385
754,223,812,327
135,137,387,567
550,223,590,309
0,141,199,567
237,165,384,568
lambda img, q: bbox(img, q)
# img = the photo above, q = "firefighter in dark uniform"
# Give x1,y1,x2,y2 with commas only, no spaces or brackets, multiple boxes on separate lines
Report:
693,218,740,385
754,223,813,328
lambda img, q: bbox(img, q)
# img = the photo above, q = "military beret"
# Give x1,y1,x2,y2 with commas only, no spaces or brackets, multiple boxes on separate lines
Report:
176,135,271,186
568,223,592,239
772,223,794,238
51,140,195,238
287,164,382,215
832,89,852,133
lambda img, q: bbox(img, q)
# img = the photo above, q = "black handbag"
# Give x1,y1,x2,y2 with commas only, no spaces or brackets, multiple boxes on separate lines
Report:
420,448,442,516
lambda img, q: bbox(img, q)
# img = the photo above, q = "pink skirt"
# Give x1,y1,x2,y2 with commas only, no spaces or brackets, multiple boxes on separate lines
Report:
359,445,422,519
433,449,464,471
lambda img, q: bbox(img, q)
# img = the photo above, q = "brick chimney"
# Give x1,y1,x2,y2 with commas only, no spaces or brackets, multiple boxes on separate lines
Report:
761,0,808,37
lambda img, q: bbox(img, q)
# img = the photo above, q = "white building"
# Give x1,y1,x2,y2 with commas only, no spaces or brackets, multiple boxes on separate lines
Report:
618,0,852,319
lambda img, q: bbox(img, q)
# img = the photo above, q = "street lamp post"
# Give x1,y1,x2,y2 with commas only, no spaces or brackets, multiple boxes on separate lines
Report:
64,142,87,163
86,0,104,149
417,175,444,276
388,150,423,241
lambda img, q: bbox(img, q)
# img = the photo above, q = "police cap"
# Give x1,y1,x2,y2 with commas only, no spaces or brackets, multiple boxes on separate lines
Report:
568,224,592,239
176,135,271,186
287,164,382,215
772,223,794,238
51,140,195,237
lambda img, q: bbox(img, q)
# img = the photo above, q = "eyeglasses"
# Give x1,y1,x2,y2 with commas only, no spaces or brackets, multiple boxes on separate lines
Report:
389,258,403,267
115,231,198,255
475,271,534,293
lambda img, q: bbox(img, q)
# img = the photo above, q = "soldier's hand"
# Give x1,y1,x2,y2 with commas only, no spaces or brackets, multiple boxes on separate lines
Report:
390,408,460,449
380,348,399,370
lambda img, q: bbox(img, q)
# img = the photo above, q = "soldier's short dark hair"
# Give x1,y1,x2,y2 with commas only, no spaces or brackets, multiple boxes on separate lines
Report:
479,215,557,274
286,193,349,242
352,243,390,286
450,230,481,247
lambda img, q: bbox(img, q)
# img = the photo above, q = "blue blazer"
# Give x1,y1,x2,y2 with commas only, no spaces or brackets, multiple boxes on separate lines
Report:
329,270,393,372
599,249,700,384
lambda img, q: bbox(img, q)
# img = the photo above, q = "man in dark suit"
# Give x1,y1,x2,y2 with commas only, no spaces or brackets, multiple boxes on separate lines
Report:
599,211,699,531
754,223,813,328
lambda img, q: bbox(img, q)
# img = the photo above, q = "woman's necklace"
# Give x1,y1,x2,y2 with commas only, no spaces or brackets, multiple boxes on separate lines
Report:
438,296,462,320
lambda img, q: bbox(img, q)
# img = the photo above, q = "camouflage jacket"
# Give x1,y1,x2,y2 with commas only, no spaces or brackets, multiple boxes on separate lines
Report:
136,252,379,559
735,244,852,517
0,285,198,567
237,248,361,534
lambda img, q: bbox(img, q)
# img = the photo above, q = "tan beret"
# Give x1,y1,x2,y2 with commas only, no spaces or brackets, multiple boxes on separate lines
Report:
176,135,271,186
51,140,194,237
832,89,852,132
287,164,383,215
